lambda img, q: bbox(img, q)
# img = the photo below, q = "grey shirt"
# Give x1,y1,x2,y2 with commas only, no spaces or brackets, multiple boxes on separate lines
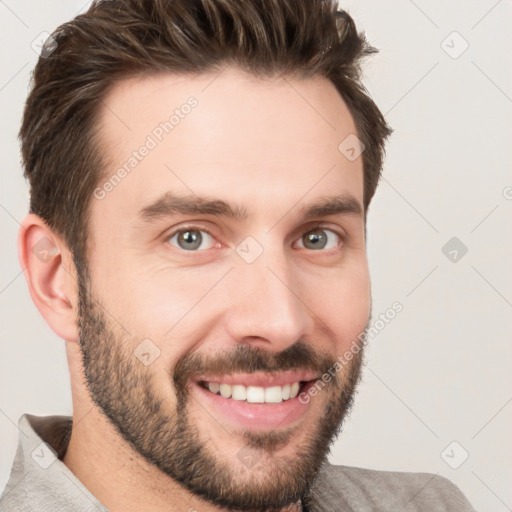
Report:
0,414,477,511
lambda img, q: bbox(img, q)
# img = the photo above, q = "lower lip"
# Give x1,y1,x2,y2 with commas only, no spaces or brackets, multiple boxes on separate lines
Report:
192,381,317,430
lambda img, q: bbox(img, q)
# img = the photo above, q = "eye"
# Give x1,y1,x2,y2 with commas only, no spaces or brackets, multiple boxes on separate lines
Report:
167,228,217,251
295,227,342,251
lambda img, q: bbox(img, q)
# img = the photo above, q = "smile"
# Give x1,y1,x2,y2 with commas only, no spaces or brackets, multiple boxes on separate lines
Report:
192,371,320,429
199,381,305,403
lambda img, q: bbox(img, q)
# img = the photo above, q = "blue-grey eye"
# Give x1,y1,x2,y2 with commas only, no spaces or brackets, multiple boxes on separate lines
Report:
297,228,340,250
168,229,215,251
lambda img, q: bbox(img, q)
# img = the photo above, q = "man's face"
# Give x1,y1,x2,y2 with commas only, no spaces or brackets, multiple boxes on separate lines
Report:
78,68,370,510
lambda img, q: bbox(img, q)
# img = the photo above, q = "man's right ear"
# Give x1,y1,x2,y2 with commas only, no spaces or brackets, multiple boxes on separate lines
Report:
18,214,80,343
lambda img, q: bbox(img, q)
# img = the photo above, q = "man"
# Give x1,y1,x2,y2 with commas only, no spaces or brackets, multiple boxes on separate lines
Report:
0,0,477,511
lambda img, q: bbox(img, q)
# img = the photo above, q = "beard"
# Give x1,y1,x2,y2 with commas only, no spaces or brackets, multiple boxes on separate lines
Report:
76,271,365,511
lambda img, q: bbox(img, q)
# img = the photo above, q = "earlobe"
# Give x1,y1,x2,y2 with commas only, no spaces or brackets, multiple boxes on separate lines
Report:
18,214,80,343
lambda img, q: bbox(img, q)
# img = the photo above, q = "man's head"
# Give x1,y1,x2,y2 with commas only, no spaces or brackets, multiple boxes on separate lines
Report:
21,0,390,278
19,1,391,510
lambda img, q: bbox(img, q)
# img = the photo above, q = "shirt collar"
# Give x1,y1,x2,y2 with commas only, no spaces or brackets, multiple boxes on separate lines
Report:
1,413,108,511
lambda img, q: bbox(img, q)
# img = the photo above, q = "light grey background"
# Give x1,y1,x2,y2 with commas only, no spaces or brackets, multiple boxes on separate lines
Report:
1,1,511,511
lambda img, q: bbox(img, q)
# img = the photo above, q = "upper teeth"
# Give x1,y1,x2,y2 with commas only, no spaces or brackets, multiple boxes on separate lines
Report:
206,382,301,403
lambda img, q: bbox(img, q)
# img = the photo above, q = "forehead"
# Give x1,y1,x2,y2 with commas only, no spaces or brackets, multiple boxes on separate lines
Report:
93,67,363,222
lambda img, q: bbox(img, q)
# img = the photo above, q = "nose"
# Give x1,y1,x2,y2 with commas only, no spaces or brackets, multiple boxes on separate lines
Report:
223,247,315,352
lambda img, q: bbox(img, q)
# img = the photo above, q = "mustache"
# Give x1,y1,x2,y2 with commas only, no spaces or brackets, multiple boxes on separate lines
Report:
173,340,337,392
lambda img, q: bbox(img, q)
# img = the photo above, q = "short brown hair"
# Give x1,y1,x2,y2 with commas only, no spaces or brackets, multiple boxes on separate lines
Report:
20,0,392,273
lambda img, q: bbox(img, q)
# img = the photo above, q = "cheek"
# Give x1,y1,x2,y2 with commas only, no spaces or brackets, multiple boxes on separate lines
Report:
312,264,371,349
109,268,223,363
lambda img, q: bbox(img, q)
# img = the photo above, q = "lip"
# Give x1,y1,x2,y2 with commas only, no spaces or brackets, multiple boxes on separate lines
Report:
193,370,320,387
191,379,319,430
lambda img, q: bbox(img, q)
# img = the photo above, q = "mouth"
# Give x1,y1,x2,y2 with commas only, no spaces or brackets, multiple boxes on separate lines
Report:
197,379,314,403
191,371,320,430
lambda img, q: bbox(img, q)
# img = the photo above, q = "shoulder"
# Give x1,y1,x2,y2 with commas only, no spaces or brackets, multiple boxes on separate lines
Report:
306,463,477,512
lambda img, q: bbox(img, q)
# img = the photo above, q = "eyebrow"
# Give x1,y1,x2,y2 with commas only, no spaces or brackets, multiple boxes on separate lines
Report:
138,192,363,222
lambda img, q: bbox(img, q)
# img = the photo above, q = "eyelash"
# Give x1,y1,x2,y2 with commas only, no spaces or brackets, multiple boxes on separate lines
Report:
165,223,345,253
